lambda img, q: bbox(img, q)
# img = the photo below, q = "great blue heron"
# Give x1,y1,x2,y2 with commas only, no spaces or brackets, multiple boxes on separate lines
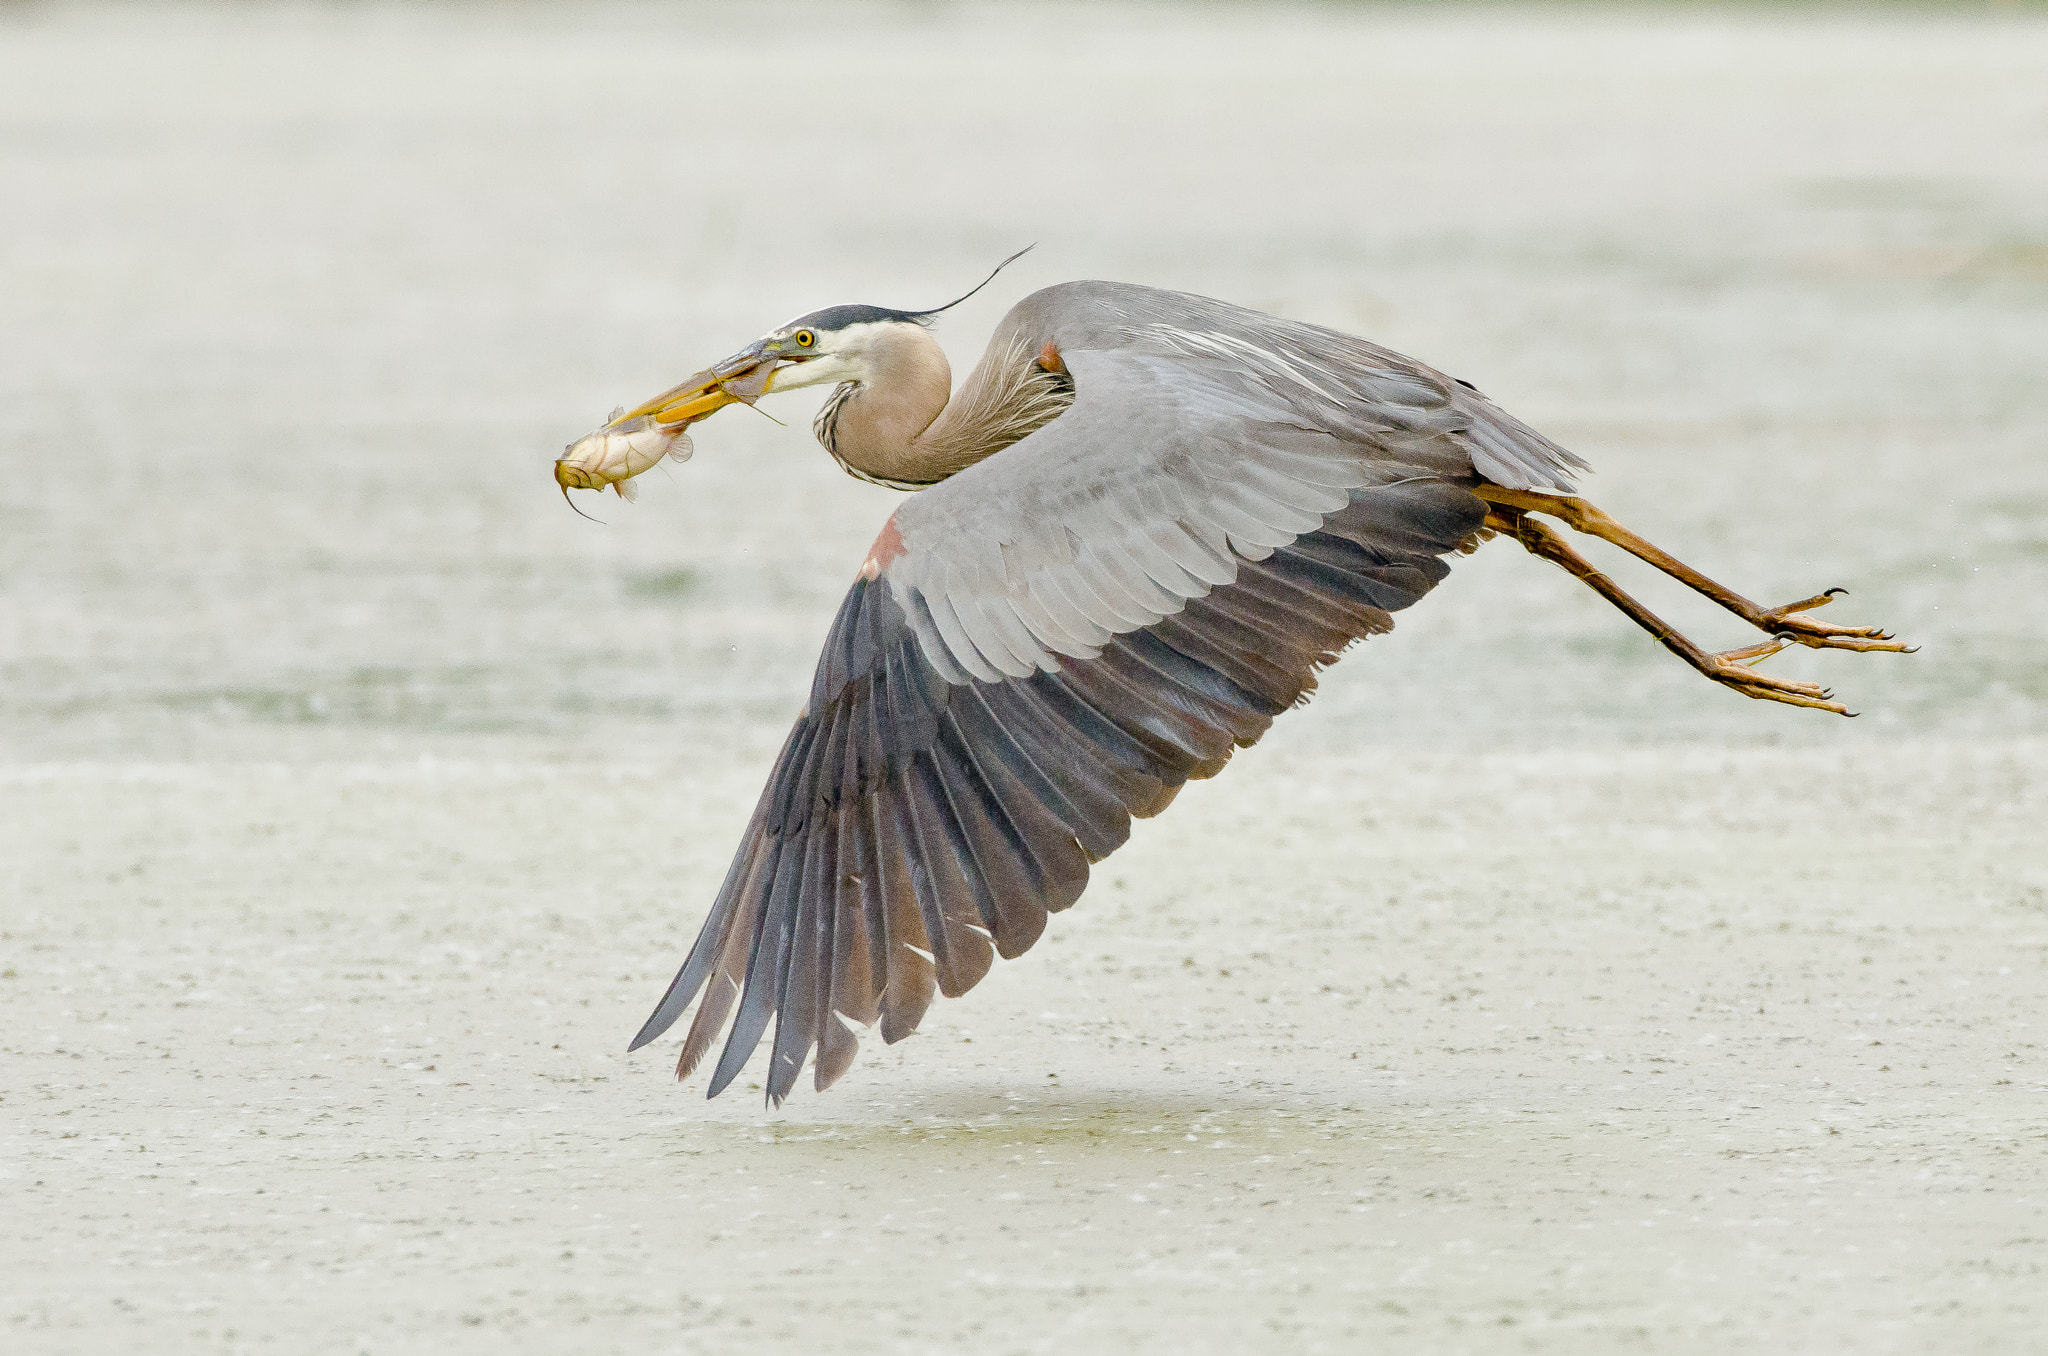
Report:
559,255,1908,1103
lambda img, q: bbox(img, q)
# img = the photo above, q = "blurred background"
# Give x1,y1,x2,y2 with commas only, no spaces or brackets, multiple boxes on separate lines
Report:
4,3,2046,1353
4,0,2043,766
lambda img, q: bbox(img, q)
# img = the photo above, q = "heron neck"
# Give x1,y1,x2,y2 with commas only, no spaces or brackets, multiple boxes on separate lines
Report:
824,330,957,488
822,330,1072,489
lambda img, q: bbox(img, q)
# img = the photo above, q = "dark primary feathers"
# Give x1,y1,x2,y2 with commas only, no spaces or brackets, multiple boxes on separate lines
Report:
631,484,1485,1101
631,281,1587,1102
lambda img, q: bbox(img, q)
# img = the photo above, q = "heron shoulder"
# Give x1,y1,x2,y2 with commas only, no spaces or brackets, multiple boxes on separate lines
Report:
991,279,1587,494
995,279,1215,348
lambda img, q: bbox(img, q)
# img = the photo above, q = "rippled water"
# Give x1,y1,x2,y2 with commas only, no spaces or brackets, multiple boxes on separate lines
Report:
4,2,2043,767
5,5,2046,1352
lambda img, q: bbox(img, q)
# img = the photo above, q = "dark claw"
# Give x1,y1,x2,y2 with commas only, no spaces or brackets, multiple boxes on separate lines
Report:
1825,587,1847,598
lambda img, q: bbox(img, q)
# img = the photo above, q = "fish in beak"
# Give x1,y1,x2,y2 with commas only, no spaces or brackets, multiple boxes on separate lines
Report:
557,249,1035,515
553,414,690,509
553,340,789,512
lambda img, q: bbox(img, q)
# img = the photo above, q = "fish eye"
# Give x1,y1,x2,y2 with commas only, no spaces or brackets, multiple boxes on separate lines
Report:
793,329,816,348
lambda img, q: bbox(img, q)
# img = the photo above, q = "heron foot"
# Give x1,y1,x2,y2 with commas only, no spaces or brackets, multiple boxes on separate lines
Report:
1473,485,1916,657
1700,636,1850,715
1483,505,1870,716
1748,589,1915,654
1476,486,1913,716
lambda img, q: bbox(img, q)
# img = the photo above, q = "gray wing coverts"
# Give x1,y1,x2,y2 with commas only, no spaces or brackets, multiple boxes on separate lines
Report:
884,281,1584,684
631,484,1485,1102
631,281,1583,1101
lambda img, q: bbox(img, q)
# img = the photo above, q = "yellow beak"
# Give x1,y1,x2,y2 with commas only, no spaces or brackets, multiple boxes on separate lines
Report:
619,341,783,427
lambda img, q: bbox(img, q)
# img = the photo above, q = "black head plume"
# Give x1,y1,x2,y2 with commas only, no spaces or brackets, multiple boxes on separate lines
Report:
900,245,1035,324
787,246,1035,334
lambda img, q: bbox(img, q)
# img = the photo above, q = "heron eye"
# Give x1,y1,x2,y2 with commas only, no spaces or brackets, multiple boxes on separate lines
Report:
793,329,816,348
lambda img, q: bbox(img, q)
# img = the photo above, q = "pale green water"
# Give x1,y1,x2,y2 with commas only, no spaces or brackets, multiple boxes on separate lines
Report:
3,1,2043,765
3,4,2045,1354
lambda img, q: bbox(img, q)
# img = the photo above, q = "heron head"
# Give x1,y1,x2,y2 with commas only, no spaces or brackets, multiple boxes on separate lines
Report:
612,306,935,429
556,249,1032,506
607,248,1035,431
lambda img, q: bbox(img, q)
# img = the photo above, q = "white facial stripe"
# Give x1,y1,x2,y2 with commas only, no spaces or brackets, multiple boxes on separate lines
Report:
767,350,859,392
756,321,897,392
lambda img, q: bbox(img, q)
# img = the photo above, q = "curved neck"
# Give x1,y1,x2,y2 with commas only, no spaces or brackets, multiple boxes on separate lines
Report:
822,326,955,487
818,327,1074,489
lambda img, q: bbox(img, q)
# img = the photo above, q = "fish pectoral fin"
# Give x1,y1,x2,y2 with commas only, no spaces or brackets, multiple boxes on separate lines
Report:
614,479,640,502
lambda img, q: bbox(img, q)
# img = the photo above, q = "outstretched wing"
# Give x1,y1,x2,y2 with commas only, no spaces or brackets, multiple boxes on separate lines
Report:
630,282,1585,1102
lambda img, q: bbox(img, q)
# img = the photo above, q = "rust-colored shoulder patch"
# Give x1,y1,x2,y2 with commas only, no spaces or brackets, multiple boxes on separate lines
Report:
859,512,907,580
1035,340,1064,374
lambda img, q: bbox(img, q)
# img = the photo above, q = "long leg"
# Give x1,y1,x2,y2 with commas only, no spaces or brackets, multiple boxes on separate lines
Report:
1485,506,1852,714
1475,485,1910,653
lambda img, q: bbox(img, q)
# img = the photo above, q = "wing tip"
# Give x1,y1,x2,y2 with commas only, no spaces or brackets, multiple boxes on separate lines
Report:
626,1010,674,1054
705,1062,744,1099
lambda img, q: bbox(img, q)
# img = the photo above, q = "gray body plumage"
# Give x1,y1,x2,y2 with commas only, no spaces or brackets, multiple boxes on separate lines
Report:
630,281,1591,1102
883,282,1584,684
